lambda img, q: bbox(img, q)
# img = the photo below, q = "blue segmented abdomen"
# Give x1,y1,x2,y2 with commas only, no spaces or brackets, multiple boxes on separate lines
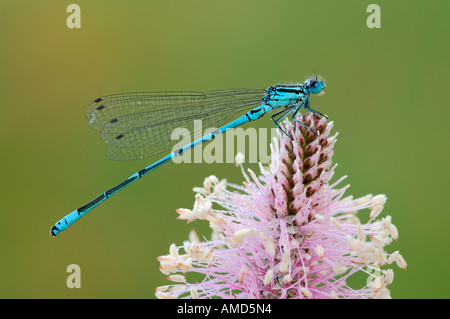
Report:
50,155,172,236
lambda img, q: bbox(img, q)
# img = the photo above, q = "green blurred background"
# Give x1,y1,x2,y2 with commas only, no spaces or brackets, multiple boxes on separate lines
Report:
0,0,448,298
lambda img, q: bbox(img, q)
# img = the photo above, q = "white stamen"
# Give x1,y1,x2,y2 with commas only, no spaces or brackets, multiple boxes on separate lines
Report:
330,217,341,230
229,228,256,247
395,254,407,270
167,274,186,283
235,152,245,166
384,269,394,286
190,287,199,299
279,250,290,273
301,287,313,298
263,269,273,286
315,245,325,258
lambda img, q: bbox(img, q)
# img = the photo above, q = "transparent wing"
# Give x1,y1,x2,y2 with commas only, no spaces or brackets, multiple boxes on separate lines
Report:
86,89,266,160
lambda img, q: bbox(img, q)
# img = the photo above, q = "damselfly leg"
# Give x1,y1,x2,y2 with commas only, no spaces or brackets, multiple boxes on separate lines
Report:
292,101,317,136
271,106,296,138
304,100,328,119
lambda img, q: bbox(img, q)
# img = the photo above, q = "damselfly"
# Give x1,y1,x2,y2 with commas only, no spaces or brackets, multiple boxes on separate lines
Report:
50,76,326,236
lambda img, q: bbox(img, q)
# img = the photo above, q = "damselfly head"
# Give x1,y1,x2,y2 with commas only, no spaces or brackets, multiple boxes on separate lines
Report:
304,76,326,95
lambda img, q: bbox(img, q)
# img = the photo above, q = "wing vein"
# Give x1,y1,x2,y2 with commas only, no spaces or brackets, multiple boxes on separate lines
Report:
86,89,265,160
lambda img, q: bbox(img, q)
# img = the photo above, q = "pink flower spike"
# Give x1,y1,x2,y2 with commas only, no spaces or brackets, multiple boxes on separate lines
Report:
156,114,406,299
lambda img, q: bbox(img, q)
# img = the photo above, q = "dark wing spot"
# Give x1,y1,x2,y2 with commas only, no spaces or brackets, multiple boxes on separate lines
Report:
96,105,105,111
116,134,124,140
174,148,183,156
93,98,103,103
110,118,118,124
